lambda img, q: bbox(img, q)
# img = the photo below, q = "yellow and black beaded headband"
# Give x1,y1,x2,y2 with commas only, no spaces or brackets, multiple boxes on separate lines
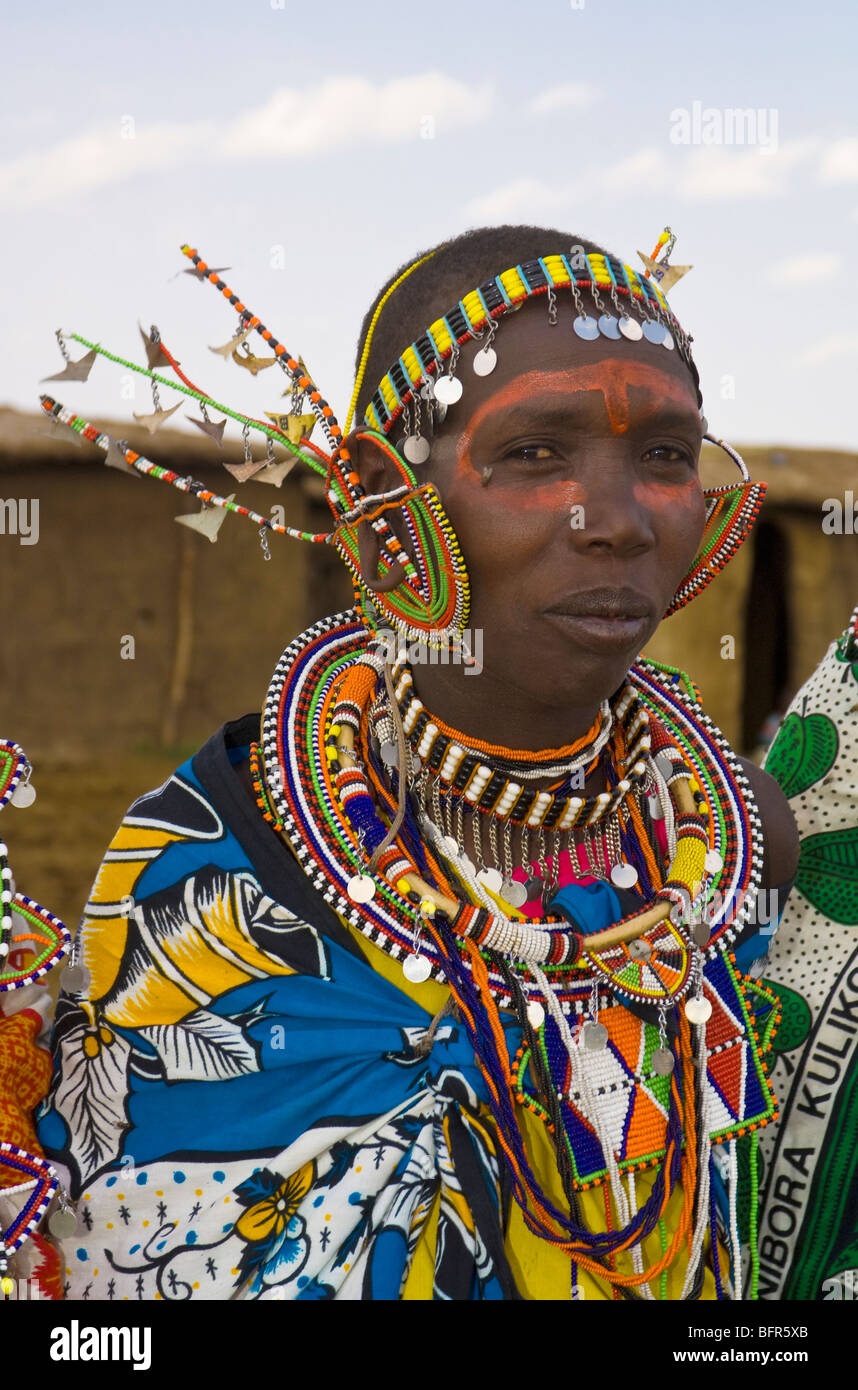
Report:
349,230,701,467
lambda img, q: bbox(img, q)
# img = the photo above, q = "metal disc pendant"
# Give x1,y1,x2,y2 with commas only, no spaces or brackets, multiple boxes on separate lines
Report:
48,1208,78,1239
685,995,712,1024
408,752,422,776
573,315,600,341
582,1020,609,1050
472,345,497,376
501,877,528,908
661,328,675,351
598,313,621,339
627,936,652,961
618,316,643,341
403,953,432,984
654,752,674,779
460,854,476,876
524,875,544,902
693,919,711,949
63,964,89,994
347,874,376,904
647,794,665,820
477,866,503,894
652,1048,675,1076
433,374,463,405
403,435,430,464
442,835,460,857
642,319,666,345
11,780,36,807
704,849,724,875
610,862,639,889
526,1000,546,1031
380,740,399,768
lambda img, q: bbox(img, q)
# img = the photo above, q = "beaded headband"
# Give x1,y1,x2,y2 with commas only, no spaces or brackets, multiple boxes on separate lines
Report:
360,244,699,455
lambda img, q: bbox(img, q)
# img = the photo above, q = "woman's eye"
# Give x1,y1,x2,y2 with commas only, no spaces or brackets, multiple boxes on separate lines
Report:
505,444,556,463
642,445,693,465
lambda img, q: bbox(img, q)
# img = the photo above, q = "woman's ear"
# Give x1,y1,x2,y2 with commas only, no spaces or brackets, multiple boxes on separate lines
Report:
341,427,402,497
340,427,412,592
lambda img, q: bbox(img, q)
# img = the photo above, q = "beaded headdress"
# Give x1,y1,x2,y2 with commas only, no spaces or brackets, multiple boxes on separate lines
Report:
39,228,765,645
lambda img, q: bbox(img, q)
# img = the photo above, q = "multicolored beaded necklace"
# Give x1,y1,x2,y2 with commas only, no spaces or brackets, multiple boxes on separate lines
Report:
250,611,777,1293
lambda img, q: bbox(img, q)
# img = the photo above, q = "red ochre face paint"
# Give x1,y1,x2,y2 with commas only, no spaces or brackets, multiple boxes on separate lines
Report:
455,359,699,482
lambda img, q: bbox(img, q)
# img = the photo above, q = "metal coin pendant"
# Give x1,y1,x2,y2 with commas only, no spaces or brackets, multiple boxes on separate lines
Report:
477,866,503,894
11,780,36,807
610,862,639,889
433,374,463,406
48,1208,78,1239
347,874,376,904
526,1000,546,1031
654,752,674,779
403,953,432,984
524,875,544,902
573,315,600,341
618,316,643,341
403,435,430,465
693,919,711,949
652,1048,675,1076
380,740,399,768
598,313,621,340
647,794,665,820
627,936,652,962
704,849,724,875
461,854,476,876
582,1020,609,1051
63,964,89,994
661,328,675,351
685,995,712,1024
642,319,666,345
472,345,497,376
501,877,528,908
408,752,423,775
442,835,460,857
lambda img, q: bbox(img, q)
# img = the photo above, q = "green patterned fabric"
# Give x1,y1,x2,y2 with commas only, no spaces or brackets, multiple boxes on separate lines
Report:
757,610,858,1300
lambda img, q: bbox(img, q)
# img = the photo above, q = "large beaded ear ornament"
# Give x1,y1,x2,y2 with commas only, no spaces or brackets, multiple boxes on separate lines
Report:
327,428,471,645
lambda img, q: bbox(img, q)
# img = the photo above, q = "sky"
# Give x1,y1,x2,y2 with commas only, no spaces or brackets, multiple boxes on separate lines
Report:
2,0,857,450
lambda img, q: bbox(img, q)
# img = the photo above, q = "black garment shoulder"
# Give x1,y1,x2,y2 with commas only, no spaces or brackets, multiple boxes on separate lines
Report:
191,714,368,963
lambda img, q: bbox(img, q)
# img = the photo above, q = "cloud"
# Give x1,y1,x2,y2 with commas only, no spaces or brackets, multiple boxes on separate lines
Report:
464,148,670,221
768,252,841,285
796,334,858,367
0,75,493,206
0,119,215,205
679,139,819,201
464,136,826,223
529,84,599,116
464,176,572,223
221,74,492,158
818,137,858,184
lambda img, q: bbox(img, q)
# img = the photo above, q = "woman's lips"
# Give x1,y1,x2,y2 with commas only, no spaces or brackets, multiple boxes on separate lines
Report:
541,609,651,650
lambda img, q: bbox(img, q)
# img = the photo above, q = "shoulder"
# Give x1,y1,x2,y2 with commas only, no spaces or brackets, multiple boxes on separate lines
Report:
736,755,800,887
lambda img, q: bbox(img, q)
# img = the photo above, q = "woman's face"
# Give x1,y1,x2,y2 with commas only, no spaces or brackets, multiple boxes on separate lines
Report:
410,299,707,707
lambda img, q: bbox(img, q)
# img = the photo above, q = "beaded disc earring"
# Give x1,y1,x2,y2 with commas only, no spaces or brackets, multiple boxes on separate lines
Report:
665,434,767,616
328,428,471,645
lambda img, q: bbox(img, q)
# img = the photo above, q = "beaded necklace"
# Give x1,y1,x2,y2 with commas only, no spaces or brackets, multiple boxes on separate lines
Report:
255,611,771,1292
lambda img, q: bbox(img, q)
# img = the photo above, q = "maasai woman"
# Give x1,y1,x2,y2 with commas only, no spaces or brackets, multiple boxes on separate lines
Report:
37,224,799,1300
